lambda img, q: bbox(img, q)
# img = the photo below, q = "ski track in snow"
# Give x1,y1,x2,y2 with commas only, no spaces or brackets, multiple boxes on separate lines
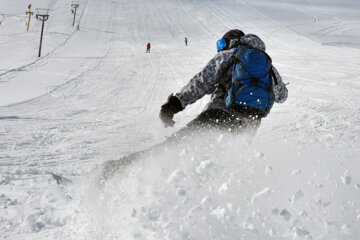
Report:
0,0,360,239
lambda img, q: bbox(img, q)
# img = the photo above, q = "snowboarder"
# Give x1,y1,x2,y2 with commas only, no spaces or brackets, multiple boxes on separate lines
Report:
98,30,288,185
184,37,188,46
146,42,151,53
159,29,288,135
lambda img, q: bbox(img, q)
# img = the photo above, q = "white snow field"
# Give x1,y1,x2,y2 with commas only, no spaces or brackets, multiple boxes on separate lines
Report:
1,0,360,239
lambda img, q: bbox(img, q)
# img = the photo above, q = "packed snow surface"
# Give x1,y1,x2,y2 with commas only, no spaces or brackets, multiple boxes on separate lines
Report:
0,0,360,239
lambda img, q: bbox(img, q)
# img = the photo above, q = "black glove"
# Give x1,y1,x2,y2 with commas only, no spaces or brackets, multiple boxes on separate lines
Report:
159,94,183,127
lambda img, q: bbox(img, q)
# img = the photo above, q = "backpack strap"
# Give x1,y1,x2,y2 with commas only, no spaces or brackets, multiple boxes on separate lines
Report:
270,67,278,85
232,46,250,87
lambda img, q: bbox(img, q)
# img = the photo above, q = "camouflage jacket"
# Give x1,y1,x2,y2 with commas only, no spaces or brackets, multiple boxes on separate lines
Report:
175,34,288,114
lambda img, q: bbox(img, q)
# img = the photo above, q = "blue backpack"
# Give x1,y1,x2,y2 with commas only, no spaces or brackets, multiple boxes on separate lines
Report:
224,45,275,117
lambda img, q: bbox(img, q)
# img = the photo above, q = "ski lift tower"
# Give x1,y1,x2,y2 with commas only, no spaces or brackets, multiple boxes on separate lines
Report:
26,4,33,31
71,2,79,27
35,8,49,57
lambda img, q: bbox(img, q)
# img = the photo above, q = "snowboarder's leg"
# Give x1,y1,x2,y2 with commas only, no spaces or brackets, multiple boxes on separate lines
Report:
167,109,261,141
163,109,231,141
98,142,164,186
98,150,146,186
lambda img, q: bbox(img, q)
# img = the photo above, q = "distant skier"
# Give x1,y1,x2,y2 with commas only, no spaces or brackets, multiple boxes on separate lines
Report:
159,29,288,135
184,37,188,46
146,42,151,53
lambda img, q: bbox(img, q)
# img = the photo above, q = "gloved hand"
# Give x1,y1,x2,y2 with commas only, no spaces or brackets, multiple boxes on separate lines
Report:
159,94,183,127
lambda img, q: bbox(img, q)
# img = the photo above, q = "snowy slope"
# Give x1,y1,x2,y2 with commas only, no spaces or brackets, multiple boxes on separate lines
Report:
0,0,360,239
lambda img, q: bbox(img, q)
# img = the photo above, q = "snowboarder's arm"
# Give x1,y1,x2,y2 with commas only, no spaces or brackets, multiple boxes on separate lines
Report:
271,66,288,103
175,50,235,108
